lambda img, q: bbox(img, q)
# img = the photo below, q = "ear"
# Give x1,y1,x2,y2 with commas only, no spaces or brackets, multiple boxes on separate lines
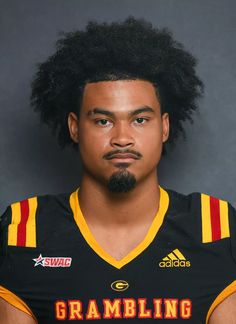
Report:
68,112,79,143
162,113,169,143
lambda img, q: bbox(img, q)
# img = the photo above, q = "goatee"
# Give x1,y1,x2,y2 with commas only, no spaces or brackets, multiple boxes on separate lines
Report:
108,169,136,193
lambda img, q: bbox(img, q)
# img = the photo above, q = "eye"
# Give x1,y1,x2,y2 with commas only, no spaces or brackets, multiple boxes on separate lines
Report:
95,119,112,127
134,117,149,125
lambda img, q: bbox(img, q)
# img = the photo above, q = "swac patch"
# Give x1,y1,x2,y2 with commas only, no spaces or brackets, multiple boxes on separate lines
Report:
8,197,38,247
33,254,72,267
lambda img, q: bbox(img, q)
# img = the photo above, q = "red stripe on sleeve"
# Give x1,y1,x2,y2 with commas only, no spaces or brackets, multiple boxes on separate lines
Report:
209,196,221,241
17,199,30,246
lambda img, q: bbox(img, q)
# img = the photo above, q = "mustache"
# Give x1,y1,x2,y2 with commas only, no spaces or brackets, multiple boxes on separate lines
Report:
103,149,142,160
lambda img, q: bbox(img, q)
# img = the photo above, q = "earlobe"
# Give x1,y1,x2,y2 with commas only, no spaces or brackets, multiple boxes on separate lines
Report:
162,113,170,143
68,112,79,143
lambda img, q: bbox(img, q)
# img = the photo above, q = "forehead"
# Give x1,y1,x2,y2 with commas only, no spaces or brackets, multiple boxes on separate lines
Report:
81,80,161,114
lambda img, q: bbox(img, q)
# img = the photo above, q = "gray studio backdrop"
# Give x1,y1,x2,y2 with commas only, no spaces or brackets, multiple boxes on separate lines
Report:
0,0,236,213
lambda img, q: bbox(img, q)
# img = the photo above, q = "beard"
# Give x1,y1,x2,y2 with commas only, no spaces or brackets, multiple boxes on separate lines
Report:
107,167,137,193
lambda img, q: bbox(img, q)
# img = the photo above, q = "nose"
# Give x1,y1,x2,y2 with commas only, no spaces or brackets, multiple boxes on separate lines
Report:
110,122,135,148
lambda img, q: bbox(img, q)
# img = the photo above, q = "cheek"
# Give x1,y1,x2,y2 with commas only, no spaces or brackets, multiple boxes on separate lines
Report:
142,140,162,160
138,124,163,147
138,127,163,162
78,127,110,160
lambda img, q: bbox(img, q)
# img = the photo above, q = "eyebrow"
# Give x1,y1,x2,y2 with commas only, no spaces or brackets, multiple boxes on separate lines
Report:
86,106,155,117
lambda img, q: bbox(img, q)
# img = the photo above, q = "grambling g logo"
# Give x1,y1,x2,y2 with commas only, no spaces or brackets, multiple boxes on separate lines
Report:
111,280,129,292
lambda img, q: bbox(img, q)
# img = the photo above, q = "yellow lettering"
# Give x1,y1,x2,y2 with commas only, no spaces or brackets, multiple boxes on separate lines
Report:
103,299,122,319
153,298,163,319
164,299,178,319
123,298,136,318
180,299,192,319
138,298,151,318
86,299,101,319
55,301,67,320
68,300,83,320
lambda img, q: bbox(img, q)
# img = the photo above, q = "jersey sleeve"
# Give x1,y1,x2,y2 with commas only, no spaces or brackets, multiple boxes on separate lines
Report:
198,194,236,323
0,206,11,264
0,201,38,320
228,202,236,264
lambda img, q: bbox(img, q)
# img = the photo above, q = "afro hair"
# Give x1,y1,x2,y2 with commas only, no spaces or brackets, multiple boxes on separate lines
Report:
31,16,204,151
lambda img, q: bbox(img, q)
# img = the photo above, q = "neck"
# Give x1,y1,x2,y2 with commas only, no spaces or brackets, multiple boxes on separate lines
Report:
78,170,160,227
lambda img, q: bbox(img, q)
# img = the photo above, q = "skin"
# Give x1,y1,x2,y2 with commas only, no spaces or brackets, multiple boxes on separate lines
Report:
209,293,236,323
1,80,235,322
68,80,169,260
0,298,36,323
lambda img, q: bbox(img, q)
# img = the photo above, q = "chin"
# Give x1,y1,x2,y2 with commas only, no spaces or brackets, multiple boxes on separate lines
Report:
107,168,137,193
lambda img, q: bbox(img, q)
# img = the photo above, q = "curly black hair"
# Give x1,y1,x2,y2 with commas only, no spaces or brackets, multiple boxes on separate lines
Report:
31,16,204,151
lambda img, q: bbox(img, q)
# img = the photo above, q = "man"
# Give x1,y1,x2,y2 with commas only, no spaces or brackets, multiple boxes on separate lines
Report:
0,17,236,323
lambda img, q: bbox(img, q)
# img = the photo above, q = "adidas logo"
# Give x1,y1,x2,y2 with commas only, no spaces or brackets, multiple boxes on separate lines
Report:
159,249,191,268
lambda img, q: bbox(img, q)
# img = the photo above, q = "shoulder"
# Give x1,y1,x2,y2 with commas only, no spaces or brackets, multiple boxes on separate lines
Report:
163,187,235,245
0,189,78,250
0,298,36,324
208,291,236,323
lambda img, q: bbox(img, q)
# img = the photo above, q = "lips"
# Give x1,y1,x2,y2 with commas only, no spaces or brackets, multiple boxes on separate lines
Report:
106,153,139,160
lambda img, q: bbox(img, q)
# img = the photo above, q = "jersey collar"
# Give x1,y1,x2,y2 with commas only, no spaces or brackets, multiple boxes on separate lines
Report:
69,186,169,269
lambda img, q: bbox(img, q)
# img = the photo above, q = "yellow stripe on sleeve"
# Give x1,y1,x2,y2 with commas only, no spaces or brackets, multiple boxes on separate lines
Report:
219,200,230,239
8,202,21,246
201,194,212,243
25,197,38,247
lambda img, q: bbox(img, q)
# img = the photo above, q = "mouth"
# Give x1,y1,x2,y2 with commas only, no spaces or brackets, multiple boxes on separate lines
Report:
103,150,142,166
106,153,139,163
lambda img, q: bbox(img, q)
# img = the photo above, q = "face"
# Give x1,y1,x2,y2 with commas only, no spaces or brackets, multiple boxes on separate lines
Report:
68,80,169,192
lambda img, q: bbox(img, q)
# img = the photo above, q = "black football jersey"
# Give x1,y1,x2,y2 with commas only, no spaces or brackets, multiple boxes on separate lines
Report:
1,186,236,323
